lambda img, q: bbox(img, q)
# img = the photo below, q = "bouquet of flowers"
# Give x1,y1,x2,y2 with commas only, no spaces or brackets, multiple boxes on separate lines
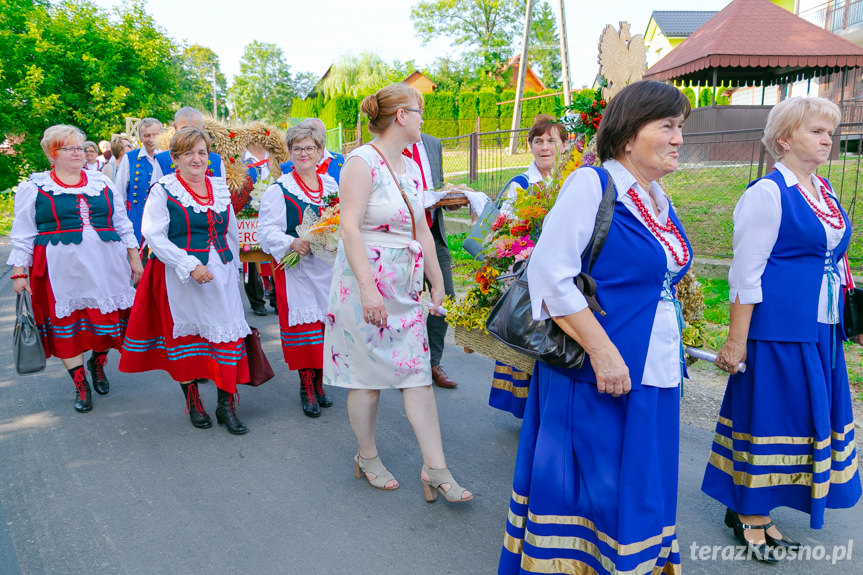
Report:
279,202,341,269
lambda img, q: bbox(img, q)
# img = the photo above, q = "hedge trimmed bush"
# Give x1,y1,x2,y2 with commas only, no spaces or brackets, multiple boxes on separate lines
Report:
478,88,499,132
424,91,458,138
458,91,479,134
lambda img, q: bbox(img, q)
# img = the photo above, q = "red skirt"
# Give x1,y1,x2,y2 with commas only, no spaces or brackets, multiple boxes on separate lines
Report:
273,268,323,370
30,245,128,359
118,258,250,393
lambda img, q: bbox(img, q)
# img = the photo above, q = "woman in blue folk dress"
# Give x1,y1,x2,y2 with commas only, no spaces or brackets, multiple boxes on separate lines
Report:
703,97,861,562
499,81,691,574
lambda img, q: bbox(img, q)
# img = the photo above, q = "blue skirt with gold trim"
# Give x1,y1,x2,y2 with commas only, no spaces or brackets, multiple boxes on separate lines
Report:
701,322,861,529
489,361,531,418
499,362,681,574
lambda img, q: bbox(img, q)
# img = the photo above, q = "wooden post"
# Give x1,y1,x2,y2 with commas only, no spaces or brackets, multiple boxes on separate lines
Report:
509,0,535,154
476,115,481,133
711,68,717,106
469,132,479,183
555,0,572,107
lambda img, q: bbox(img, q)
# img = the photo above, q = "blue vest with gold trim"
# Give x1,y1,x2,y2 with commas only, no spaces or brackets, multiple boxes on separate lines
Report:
165,191,233,266
126,148,154,244
34,184,121,246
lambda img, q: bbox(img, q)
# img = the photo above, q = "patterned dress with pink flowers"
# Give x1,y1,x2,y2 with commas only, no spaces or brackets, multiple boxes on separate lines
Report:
323,144,431,389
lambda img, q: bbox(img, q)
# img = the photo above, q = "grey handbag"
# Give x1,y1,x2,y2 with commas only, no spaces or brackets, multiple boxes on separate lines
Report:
463,173,530,259
14,290,46,375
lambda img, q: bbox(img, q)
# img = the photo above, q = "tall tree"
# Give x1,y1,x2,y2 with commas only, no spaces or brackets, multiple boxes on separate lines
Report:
529,1,561,89
411,0,526,72
319,52,415,97
228,41,312,123
176,44,229,119
0,0,179,187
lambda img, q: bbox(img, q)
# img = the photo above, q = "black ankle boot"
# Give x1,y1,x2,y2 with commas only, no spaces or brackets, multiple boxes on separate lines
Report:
68,366,92,413
313,369,332,408
216,389,247,434
299,369,320,418
180,380,212,429
87,351,110,395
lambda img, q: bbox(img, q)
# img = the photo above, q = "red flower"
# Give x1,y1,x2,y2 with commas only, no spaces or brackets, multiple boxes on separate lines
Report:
229,158,235,164
264,130,271,136
510,223,529,236
229,132,236,139
491,214,507,232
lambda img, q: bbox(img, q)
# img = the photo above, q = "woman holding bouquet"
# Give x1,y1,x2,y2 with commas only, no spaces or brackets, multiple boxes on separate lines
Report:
8,124,142,412
499,81,691,573
119,127,251,435
324,83,471,503
489,114,569,418
258,120,338,418
703,97,861,561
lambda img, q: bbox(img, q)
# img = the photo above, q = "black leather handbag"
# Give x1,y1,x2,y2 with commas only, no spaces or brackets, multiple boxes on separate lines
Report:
845,287,863,338
485,167,616,370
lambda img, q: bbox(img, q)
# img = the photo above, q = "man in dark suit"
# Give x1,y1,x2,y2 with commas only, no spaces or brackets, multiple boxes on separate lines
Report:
279,118,344,182
404,133,458,389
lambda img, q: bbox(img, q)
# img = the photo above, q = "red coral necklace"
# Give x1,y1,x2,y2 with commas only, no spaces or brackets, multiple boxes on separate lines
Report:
176,172,213,206
627,187,689,267
293,170,323,203
50,169,87,188
796,184,844,229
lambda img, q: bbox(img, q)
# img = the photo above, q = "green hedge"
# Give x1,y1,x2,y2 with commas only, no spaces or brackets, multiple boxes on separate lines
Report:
290,87,570,140
458,91,479,135
424,91,458,138
478,89,499,132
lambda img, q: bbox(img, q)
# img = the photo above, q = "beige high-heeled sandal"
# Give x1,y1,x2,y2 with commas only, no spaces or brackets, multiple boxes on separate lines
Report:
354,453,399,490
421,465,473,503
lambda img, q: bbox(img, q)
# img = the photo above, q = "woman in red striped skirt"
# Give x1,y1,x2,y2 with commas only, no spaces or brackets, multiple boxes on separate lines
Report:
9,124,143,412
118,127,251,434
257,120,337,418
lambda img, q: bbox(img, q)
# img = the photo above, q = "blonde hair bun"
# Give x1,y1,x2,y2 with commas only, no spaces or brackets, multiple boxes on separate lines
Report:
360,95,379,121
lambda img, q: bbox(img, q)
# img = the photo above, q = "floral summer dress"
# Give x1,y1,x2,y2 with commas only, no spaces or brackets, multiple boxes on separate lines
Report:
323,144,431,389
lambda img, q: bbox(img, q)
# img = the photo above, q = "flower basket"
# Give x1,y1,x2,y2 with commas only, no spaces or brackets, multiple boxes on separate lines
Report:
453,325,535,374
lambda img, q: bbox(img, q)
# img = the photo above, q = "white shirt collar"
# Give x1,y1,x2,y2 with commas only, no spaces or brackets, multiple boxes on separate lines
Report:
604,158,669,217
774,161,823,191
527,161,545,184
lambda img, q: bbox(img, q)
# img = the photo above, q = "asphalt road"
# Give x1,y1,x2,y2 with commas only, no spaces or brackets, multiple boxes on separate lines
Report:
0,239,860,574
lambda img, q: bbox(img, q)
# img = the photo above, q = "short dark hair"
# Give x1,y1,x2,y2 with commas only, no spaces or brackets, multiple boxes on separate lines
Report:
528,114,568,144
596,81,691,162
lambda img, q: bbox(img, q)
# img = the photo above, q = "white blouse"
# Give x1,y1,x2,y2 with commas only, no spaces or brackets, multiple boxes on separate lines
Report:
728,162,846,324
142,174,249,343
527,159,687,388
257,172,338,327
7,170,138,317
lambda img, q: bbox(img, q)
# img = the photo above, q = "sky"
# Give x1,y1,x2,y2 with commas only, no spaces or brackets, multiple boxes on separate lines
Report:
89,0,732,88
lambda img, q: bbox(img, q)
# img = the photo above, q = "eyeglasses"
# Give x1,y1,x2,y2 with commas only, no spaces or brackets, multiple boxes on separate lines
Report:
291,146,319,155
404,108,424,117
57,146,84,154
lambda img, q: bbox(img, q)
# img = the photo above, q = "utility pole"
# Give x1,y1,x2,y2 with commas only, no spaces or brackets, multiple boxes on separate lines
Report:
509,0,535,154
212,64,218,118
555,0,572,107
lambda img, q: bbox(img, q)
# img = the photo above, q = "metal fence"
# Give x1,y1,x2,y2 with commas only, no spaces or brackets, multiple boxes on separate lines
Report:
432,123,862,268
440,128,532,197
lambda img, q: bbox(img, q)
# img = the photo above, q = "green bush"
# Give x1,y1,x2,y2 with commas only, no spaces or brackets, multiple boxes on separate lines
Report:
538,90,558,116
681,87,696,109
424,91,458,138
478,88,499,132
519,91,539,128
458,91,480,134
499,89,516,131
320,94,358,132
